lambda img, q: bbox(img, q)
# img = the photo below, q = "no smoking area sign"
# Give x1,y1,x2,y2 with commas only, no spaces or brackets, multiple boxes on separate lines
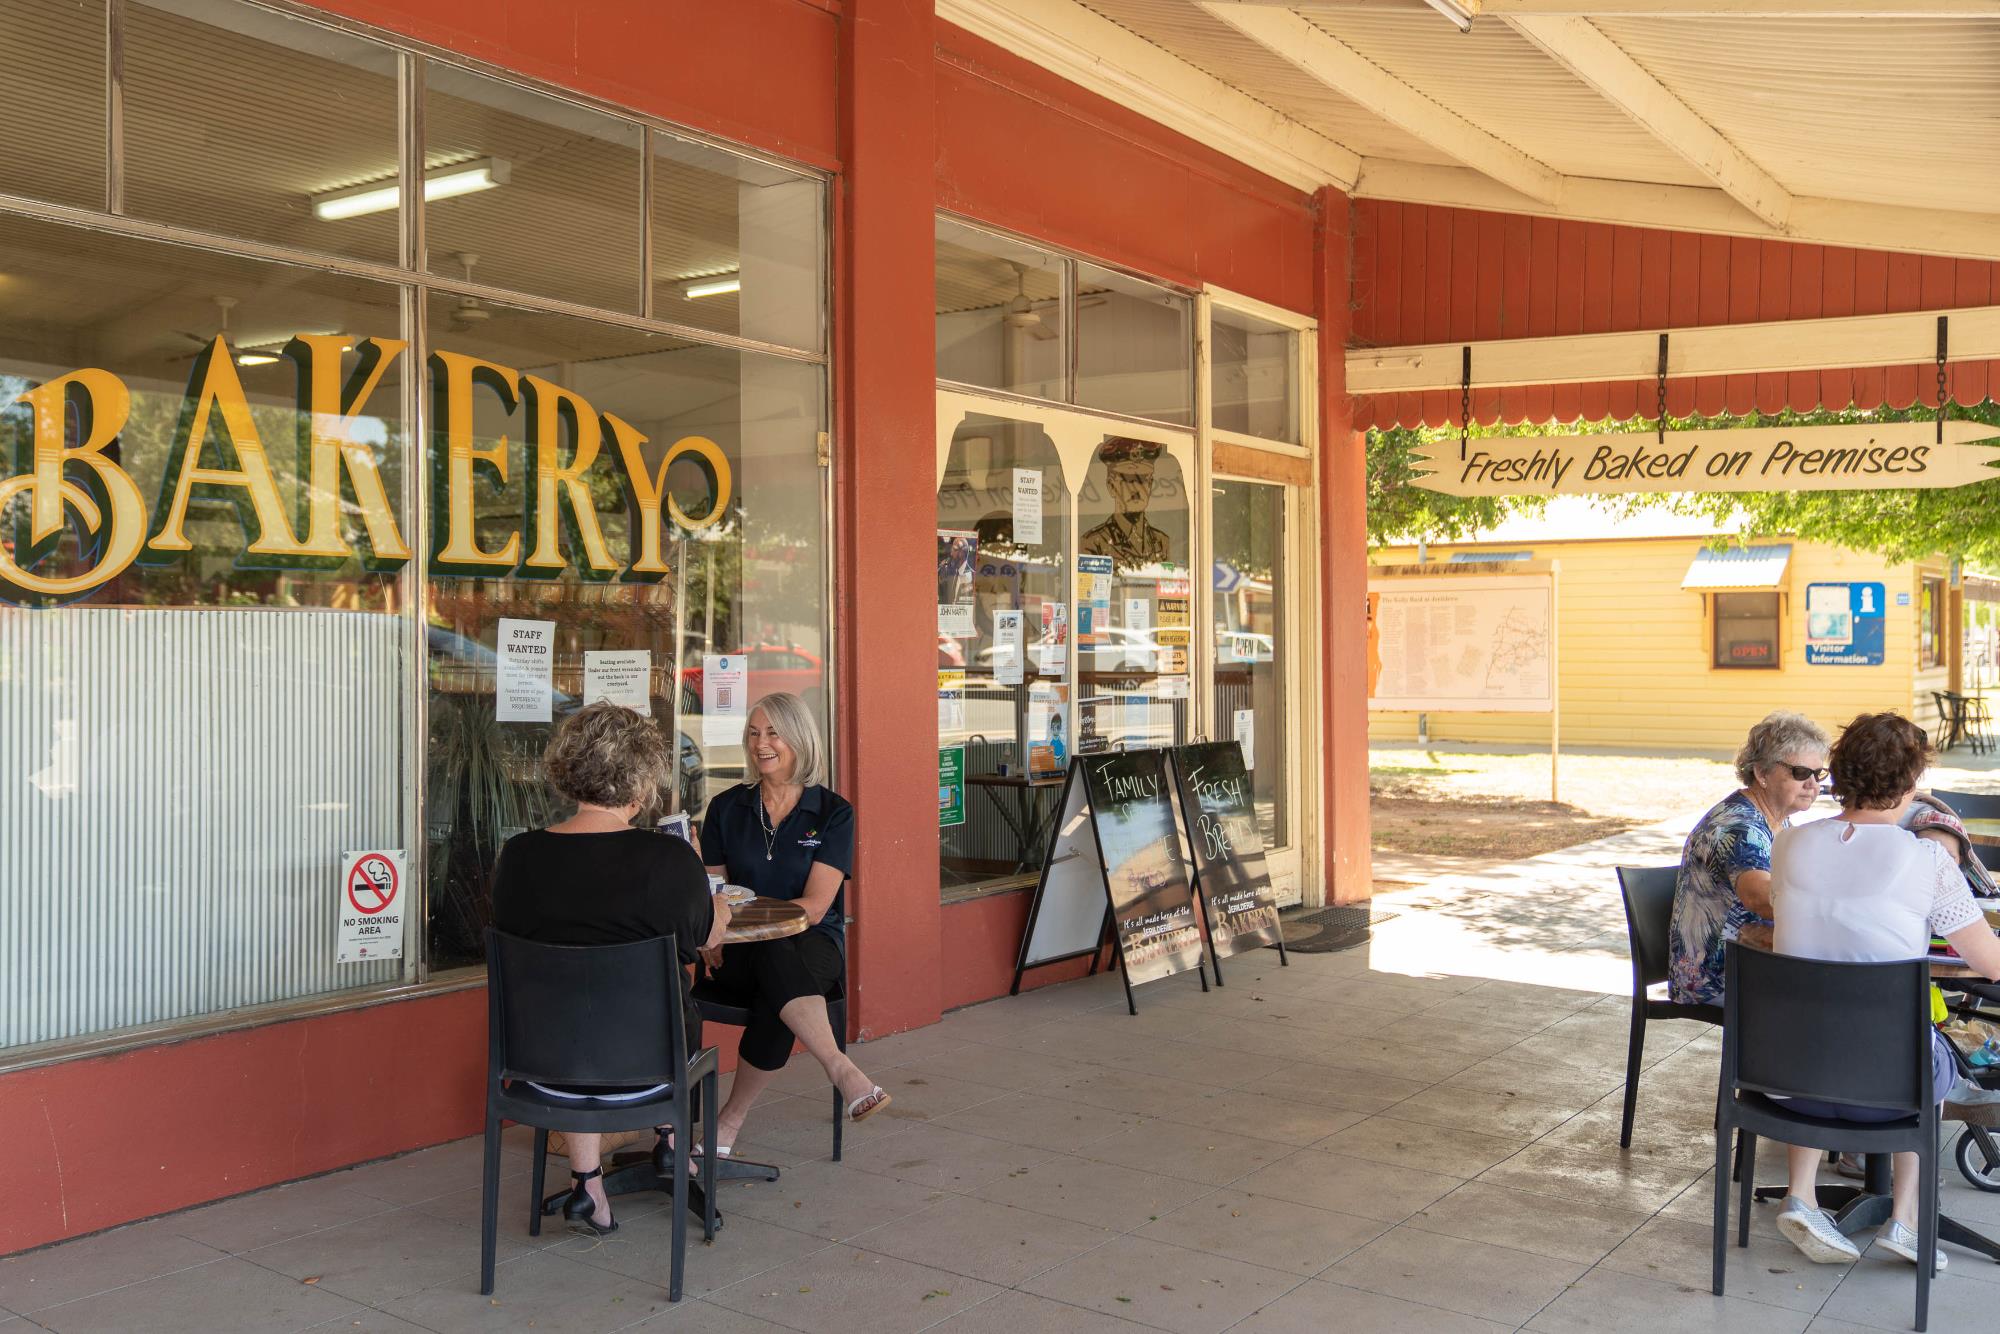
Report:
338,849,405,964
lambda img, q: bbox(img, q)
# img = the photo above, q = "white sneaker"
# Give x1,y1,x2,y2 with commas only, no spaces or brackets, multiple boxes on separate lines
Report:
1777,1196,1862,1264
1877,1220,1948,1272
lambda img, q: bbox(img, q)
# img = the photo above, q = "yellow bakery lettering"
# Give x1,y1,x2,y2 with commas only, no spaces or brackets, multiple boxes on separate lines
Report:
286,334,411,568
0,369,148,596
608,420,731,581
520,374,618,577
428,348,522,573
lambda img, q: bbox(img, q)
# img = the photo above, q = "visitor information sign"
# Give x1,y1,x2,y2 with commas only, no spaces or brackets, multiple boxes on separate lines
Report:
1806,582,1887,666
1013,751,1208,1013
1169,742,1286,978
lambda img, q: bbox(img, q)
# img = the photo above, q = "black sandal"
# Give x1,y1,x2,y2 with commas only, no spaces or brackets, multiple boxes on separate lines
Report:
651,1127,672,1178
561,1167,618,1236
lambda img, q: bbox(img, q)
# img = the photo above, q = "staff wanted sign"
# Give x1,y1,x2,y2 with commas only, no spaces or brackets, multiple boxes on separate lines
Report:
338,850,405,964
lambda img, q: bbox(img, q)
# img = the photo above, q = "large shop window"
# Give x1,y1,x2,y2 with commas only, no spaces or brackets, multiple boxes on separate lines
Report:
1209,306,1300,445
1074,264,1192,426
0,0,831,1059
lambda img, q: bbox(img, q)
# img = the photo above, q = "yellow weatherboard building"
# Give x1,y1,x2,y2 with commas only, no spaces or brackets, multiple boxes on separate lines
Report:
1369,501,1979,753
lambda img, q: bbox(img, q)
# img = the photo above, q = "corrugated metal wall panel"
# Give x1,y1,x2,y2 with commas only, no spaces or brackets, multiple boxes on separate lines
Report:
1349,200,2000,430
0,608,403,1049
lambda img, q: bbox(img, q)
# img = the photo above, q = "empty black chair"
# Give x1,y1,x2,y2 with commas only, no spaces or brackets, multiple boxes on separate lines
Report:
481,929,719,1301
1617,865,1725,1147
693,970,849,1160
1713,943,1940,1331
1931,789,2000,874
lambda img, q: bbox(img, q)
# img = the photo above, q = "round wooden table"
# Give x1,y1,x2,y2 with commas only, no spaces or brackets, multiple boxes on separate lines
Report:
1962,817,2000,849
720,895,808,943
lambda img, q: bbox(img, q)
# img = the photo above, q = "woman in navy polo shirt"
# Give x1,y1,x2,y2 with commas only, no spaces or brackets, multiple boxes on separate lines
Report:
697,691,888,1154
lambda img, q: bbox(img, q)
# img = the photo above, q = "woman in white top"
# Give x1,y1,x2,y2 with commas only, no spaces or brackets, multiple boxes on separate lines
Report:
1767,711,2000,1271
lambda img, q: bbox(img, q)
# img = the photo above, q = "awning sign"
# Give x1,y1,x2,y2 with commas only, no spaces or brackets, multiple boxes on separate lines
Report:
1415,422,2000,498
338,850,405,964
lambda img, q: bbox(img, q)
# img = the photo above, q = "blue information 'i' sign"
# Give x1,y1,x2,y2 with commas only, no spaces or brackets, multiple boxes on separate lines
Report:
1805,581,1886,666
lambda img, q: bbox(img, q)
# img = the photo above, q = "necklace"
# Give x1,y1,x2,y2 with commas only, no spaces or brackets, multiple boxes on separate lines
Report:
756,787,796,861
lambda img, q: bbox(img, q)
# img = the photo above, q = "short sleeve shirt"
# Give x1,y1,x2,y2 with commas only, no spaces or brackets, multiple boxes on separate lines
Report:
1668,791,1775,1005
1774,820,1986,962
700,784,856,953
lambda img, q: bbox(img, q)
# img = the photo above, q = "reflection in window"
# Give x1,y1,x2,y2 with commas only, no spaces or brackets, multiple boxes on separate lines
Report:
1075,264,1192,426
0,0,104,208
1211,306,1300,444
426,64,644,313
1212,481,1288,848
422,295,827,967
1077,435,1190,758
126,0,401,262
935,220,1065,401
936,413,1069,894
653,133,824,353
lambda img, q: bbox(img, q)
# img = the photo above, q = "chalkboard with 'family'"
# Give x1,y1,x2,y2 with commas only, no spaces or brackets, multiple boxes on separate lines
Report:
1170,742,1287,972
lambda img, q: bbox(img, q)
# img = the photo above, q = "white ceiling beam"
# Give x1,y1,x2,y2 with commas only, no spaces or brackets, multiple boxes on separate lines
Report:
1352,159,2000,261
936,0,1361,194
1508,16,1791,231
1347,304,2000,394
1200,3,1566,207
1206,1,2000,14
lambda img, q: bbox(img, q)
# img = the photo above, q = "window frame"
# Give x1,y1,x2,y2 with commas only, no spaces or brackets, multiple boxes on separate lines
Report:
1919,576,1947,670
1711,590,1784,671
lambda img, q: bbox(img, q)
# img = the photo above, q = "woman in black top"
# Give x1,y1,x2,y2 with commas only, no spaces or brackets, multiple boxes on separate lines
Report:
698,691,888,1155
492,702,729,1235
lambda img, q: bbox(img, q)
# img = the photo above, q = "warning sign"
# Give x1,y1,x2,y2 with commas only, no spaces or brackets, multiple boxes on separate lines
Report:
338,850,405,964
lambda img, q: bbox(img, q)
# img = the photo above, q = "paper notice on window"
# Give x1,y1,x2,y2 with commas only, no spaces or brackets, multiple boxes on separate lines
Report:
938,669,966,732
1012,468,1043,547
994,609,1025,685
1121,693,1151,742
1124,597,1152,631
1234,708,1256,770
495,618,555,722
1037,601,1068,677
583,650,651,714
702,654,749,746
1158,674,1190,699
938,602,975,639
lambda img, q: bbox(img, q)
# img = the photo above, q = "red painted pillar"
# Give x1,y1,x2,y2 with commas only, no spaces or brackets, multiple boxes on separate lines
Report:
836,0,942,1036
1315,186,1372,905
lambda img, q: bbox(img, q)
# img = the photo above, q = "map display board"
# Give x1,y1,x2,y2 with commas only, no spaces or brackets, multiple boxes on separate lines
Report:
1366,568,1555,714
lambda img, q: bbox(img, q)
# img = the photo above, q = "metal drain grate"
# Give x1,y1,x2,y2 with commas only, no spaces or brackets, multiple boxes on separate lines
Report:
1279,905,1397,954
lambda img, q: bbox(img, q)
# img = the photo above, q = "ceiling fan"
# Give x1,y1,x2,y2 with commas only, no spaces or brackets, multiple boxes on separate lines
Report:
1000,262,1058,342
448,252,492,329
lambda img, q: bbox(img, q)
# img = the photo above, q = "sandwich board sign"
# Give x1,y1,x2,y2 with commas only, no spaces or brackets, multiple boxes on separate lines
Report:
1169,742,1287,981
1012,751,1208,1014
338,849,405,964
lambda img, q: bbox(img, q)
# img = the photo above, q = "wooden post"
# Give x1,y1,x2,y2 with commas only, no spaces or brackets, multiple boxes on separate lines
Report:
1550,559,1561,804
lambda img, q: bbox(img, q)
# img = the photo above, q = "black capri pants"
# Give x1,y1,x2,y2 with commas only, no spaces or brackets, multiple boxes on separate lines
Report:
704,931,844,1071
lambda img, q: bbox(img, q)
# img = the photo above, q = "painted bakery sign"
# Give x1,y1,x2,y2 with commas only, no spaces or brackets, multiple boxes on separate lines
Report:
0,335,731,600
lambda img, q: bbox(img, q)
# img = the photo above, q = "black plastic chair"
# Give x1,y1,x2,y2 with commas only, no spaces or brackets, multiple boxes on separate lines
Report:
1931,789,2000,874
1713,943,1940,1331
1616,865,1726,1147
692,968,849,1161
481,930,719,1302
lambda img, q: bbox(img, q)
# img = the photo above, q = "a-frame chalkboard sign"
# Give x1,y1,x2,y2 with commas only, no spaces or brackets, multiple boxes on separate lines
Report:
1169,741,1288,984
1011,750,1208,1014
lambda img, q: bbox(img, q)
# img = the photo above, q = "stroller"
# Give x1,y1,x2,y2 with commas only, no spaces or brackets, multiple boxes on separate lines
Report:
1938,994,2000,1192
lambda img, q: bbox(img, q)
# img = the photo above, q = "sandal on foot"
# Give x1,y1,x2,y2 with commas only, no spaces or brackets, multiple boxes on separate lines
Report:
846,1086,892,1123
690,1142,734,1160
561,1167,618,1236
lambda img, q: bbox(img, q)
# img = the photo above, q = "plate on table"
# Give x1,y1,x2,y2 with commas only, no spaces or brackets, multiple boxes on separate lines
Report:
721,885,757,906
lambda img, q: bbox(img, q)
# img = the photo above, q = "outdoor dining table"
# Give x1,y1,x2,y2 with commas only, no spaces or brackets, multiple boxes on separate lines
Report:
1962,817,2000,849
595,894,810,1228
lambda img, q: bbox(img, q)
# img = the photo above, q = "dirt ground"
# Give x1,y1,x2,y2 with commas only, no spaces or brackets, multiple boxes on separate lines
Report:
1369,747,1738,862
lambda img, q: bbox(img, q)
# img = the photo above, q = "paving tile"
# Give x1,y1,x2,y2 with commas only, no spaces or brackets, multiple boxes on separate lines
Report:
1229,1278,1515,1333
1599,1214,1851,1314
169,1175,401,1255
1324,1226,1586,1326
710,1158,949,1241
244,1205,532,1307
1137,1188,1388,1277
896,1043,1096,1093
1524,1266,1814,1333
625,1301,809,1332
1442,1054,1625,1108
1478,1141,1702,1215
333,1136,530,1205
1374,1015,1531,1059
385,1247,685,1330
550,1208,829,1296
971,1154,1215,1232
1080,1117,1295,1186
1110,1041,1292,1090
1388,1084,1585,1140
1242,1064,1434,1115
868,1067,1010,1123
845,1024,980,1069
1036,1067,1223,1116
1234,1148,1461,1225
1020,1234,1301,1334
932,1091,1143,1153
1311,1116,1529,1179
33,1255,363,1334
1820,1253,2000,1328
836,1122,1055,1193
847,1193,1114,1286
0,1219,226,1313
1154,1086,1370,1146
912,1288,1150,1334
1405,1180,1652,1264
296,1310,434,1332
703,1244,1000,1334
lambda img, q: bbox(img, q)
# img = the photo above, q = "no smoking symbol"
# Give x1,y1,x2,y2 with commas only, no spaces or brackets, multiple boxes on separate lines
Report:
347,855,398,915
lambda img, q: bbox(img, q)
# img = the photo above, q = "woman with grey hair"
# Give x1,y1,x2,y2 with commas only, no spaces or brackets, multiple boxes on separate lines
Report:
1666,710,1829,1006
491,702,731,1236
695,690,887,1157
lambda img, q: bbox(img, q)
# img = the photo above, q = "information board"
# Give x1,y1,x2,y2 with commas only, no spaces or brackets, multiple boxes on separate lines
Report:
1366,568,1554,713
1170,742,1286,975
1014,751,1208,1012
1806,581,1887,666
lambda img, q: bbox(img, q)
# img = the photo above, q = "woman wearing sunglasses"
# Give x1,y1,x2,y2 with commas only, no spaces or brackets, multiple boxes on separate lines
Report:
1668,711,1830,1007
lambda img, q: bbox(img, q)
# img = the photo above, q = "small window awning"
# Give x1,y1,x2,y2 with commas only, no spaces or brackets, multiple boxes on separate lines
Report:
1449,551,1531,563
1681,544,1793,591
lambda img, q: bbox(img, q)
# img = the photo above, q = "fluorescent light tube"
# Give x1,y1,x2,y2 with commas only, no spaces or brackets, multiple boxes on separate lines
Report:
312,157,511,222
234,352,282,367
1421,0,1476,31
683,275,742,299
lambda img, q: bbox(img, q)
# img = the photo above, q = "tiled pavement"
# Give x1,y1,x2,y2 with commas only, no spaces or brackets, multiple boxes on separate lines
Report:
5,824,1999,1332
